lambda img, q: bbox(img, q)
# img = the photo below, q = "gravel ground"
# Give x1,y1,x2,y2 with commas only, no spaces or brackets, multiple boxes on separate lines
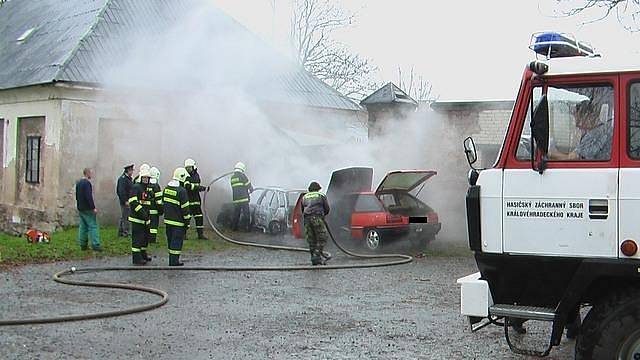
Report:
0,234,574,359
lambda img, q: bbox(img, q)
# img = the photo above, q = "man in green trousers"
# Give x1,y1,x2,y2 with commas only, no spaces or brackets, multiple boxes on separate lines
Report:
75,168,101,251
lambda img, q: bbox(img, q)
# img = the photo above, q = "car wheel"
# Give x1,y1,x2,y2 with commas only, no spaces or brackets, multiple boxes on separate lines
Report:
268,221,283,235
365,229,382,250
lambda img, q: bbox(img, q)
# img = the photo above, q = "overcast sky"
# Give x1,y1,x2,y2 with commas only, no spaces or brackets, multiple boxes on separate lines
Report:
212,0,640,100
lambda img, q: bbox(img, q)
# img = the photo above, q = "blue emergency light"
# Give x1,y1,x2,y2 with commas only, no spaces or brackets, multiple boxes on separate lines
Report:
529,32,597,59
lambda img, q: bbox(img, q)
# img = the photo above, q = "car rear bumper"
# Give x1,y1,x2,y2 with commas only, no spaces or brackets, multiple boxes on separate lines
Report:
353,222,441,239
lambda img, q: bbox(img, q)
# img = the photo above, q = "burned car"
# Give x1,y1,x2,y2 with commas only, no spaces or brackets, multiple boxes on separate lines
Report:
293,167,441,251
216,187,303,235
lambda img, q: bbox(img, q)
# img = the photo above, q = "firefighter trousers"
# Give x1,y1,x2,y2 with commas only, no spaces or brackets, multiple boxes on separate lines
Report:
166,225,186,266
232,202,251,231
189,203,204,234
131,222,149,264
149,215,160,243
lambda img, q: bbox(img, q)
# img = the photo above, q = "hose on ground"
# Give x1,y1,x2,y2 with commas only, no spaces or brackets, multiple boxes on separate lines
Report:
0,172,412,326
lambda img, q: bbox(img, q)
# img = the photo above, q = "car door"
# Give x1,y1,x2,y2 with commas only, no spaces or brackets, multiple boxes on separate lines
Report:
255,189,273,229
503,75,619,257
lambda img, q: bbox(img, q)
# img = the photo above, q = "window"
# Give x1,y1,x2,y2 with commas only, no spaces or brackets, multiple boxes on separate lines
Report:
277,191,286,208
354,194,383,212
379,193,396,207
516,85,615,161
628,83,640,159
25,136,41,183
547,85,614,161
516,87,543,160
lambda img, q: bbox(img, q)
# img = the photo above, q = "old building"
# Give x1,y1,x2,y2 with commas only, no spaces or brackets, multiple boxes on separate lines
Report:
0,0,365,233
431,99,515,167
360,82,418,138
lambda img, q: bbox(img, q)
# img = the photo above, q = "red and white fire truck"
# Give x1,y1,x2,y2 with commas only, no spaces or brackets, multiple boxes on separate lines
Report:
458,32,640,358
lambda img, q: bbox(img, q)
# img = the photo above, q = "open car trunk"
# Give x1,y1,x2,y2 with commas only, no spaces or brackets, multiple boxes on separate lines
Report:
375,170,437,217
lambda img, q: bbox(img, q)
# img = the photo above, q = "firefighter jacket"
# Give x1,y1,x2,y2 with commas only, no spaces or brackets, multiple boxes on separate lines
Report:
185,170,207,205
128,182,154,225
163,180,191,227
116,173,133,205
148,183,164,216
302,191,330,217
230,171,253,204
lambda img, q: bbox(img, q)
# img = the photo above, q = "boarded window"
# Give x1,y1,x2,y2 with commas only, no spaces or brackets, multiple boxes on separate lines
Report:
25,136,41,183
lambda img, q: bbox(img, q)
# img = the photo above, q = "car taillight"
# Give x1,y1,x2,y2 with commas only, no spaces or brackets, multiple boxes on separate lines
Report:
386,214,403,224
427,211,438,224
621,240,638,257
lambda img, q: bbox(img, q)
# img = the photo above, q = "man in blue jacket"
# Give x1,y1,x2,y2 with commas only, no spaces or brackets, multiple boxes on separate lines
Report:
75,168,101,251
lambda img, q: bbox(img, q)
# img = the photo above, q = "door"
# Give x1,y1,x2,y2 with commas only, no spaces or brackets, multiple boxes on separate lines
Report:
619,74,640,259
503,77,619,257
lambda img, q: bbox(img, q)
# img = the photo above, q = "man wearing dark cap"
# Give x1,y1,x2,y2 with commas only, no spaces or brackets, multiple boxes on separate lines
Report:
116,164,134,237
301,181,331,265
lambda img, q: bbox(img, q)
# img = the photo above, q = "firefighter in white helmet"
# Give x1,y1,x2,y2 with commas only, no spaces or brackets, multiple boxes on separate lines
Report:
129,165,154,265
184,158,209,239
230,162,253,231
162,168,191,266
147,167,163,243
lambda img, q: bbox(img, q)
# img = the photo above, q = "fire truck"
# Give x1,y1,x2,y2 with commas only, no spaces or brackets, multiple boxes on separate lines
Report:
458,32,640,358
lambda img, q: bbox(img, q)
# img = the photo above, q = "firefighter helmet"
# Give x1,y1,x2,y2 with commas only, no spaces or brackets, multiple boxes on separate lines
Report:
173,167,188,182
139,165,151,178
234,162,246,173
150,167,160,184
184,158,197,169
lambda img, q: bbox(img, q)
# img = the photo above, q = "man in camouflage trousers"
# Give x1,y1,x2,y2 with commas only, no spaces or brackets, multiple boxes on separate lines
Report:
301,181,331,265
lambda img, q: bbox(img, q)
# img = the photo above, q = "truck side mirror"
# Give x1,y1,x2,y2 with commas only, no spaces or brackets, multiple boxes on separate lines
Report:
530,94,549,174
463,137,478,167
531,94,549,155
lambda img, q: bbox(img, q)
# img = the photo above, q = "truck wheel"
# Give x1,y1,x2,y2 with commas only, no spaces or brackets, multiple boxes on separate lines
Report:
268,221,283,235
365,229,382,251
576,288,640,360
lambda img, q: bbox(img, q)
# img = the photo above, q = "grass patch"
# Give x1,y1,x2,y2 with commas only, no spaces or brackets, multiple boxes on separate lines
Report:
0,226,234,265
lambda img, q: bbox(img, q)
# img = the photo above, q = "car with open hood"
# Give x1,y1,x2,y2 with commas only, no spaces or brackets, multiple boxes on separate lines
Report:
292,167,441,251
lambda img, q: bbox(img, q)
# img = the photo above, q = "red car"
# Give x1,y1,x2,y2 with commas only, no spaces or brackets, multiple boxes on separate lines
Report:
293,167,441,251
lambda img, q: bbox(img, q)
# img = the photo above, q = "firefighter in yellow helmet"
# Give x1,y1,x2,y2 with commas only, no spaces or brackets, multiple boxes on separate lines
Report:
230,162,253,231
163,168,191,266
184,158,209,239
147,167,163,243
128,166,154,265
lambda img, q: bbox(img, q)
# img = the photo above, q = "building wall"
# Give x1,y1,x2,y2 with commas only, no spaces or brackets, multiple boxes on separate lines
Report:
0,85,65,233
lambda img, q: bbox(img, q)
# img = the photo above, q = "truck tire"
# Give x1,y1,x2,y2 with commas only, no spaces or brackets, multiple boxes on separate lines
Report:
576,287,640,360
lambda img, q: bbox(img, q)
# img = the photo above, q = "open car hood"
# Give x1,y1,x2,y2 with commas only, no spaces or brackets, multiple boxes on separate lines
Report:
326,167,373,203
375,170,437,193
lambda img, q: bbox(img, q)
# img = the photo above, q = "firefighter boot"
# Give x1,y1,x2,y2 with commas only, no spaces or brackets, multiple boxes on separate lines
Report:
197,228,208,240
132,252,146,266
311,250,323,265
169,254,184,266
142,250,152,262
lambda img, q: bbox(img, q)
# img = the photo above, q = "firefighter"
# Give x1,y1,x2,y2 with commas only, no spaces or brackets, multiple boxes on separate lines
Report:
163,167,191,266
116,164,134,237
184,158,209,239
128,166,154,265
301,181,331,265
230,162,253,232
148,167,163,243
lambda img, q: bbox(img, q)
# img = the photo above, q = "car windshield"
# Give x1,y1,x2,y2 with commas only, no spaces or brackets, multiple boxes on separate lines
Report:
250,189,264,205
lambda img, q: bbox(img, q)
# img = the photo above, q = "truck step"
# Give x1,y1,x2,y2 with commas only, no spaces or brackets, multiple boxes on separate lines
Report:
490,304,556,321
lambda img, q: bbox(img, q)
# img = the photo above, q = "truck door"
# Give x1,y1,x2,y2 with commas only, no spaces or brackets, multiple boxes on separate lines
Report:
503,76,619,257
619,74,640,259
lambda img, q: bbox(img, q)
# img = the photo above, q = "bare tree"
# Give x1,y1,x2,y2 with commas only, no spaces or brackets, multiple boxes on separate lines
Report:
290,0,378,99
397,66,436,101
556,0,640,30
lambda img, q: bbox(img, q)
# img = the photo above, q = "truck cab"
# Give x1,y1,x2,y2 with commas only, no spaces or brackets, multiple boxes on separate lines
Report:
458,32,640,358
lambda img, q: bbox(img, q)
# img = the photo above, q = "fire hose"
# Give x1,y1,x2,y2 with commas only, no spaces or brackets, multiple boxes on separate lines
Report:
0,172,412,326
